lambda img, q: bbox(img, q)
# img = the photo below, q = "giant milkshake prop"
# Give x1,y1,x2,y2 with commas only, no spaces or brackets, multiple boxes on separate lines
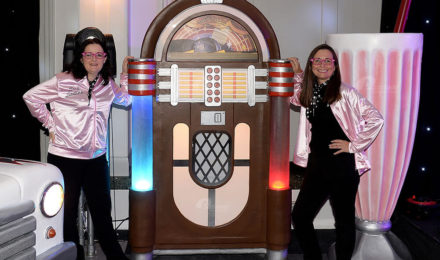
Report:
326,33,423,260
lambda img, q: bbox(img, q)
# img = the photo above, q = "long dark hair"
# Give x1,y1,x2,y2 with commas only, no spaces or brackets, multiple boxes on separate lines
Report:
300,43,342,107
66,38,113,85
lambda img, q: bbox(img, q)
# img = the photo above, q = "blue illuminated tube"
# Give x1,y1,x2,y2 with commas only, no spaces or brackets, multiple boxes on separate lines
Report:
131,95,153,191
128,58,156,192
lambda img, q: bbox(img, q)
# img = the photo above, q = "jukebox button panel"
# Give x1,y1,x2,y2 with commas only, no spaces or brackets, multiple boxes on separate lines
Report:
204,66,222,106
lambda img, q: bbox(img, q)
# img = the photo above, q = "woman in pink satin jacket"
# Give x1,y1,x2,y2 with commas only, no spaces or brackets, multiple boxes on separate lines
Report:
288,44,383,260
23,30,131,260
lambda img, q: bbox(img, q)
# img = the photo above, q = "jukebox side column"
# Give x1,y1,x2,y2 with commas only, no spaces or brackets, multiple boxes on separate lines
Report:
267,59,294,260
128,58,156,260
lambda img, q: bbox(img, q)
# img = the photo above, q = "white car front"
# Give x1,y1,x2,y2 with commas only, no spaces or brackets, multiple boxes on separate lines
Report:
0,158,76,260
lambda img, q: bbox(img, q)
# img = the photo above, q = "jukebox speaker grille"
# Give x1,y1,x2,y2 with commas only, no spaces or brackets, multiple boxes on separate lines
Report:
192,132,232,187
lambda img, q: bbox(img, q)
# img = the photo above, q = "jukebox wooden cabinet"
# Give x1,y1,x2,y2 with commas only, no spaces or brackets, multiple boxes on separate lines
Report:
129,1,293,259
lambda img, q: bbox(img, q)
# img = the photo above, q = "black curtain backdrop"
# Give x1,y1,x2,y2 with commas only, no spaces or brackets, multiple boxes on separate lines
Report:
1,1,40,160
381,0,439,203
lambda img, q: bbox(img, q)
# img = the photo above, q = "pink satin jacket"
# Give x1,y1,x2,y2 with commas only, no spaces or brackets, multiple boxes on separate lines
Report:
23,72,132,159
290,73,384,175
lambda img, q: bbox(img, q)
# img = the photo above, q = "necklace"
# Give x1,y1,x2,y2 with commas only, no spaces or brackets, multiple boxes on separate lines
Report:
306,81,328,119
87,76,99,106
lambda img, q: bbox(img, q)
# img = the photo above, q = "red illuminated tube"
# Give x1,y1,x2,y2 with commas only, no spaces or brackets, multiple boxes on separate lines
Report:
268,59,294,190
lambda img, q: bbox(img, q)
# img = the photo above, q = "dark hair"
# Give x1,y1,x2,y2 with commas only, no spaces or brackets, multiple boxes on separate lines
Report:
300,43,342,107
66,38,113,85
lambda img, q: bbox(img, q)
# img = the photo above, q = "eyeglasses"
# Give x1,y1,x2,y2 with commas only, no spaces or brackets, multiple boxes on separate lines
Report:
82,52,107,59
310,58,335,66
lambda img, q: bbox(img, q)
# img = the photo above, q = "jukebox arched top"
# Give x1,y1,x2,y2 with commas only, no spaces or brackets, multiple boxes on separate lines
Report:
167,14,258,61
141,0,280,61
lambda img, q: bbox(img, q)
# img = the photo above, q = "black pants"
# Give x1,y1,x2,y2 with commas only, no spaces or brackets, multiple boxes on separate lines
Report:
292,152,360,260
48,153,127,260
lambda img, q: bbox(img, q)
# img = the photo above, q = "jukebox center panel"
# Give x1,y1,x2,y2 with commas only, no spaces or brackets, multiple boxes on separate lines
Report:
173,122,250,227
153,101,270,248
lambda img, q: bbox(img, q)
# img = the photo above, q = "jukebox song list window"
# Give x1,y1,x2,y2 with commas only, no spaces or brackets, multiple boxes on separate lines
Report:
167,15,258,61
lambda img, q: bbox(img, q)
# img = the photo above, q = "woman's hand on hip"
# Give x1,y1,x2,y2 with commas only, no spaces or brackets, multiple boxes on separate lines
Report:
49,132,55,143
122,56,135,75
329,139,350,155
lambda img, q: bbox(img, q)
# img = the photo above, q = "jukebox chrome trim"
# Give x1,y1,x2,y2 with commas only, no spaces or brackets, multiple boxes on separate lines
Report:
170,64,179,106
247,65,256,106
201,0,223,4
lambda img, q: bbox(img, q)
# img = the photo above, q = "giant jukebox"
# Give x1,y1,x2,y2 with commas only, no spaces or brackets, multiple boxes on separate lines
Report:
128,0,294,259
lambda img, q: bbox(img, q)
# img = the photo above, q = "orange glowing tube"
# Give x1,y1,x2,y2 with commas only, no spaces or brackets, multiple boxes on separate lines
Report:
268,60,294,190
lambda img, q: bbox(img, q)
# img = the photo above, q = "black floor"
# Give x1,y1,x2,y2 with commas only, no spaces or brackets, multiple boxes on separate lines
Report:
153,254,266,259
149,230,335,259
391,207,440,260
152,254,328,260
288,229,336,255
86,210,440,260
87,230,334,259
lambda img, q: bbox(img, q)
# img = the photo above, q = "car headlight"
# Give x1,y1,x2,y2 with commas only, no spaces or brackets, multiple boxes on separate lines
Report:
40,182,64,217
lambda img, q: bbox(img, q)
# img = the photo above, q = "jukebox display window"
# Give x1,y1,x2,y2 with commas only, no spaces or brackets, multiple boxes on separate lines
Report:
167,15,258,61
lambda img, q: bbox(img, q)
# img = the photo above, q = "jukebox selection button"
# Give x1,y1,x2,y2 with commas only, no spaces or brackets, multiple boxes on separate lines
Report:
204,65,222,106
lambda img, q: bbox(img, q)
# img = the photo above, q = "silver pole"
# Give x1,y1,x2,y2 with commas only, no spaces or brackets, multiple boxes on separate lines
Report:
130,252,153,260
78,190,85,246
86,206,96,257
267,249,288,260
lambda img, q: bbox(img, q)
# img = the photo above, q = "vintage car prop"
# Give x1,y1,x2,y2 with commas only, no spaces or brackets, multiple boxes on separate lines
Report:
0,157,76,260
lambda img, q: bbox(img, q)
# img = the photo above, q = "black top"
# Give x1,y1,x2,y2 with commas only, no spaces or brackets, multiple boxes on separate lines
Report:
308,82,349,155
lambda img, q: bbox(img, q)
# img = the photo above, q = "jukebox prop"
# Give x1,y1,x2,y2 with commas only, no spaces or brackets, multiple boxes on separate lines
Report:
129,1,293,259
